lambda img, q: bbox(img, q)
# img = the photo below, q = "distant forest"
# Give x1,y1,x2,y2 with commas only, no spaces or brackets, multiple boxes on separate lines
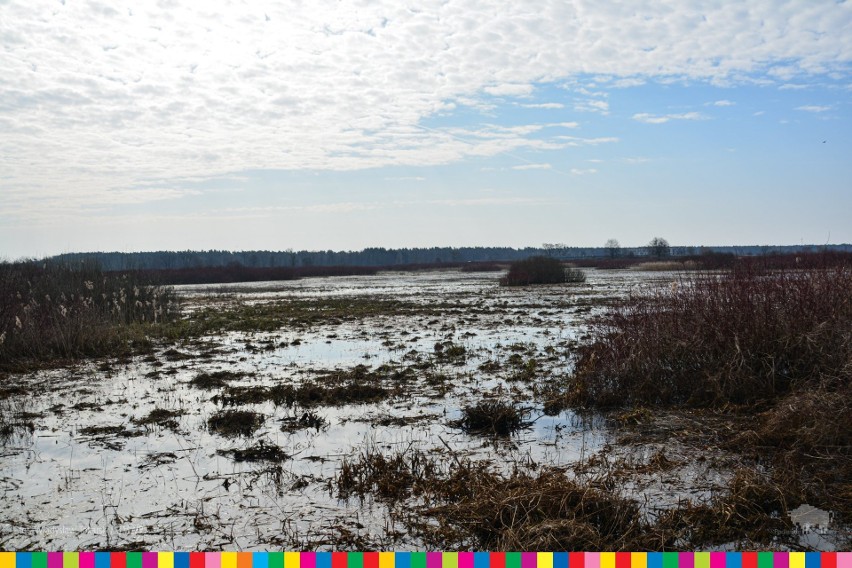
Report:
50,244,852,271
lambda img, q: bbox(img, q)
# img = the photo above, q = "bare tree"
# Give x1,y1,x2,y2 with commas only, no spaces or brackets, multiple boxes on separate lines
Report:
542,243,567,257
646,237,671,259
604,238,620,259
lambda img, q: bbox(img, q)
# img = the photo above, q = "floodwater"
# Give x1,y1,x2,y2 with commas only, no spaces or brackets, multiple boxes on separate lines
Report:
0,269,836,550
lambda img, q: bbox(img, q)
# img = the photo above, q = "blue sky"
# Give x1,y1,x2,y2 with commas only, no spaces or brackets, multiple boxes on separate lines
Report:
1,1,850,259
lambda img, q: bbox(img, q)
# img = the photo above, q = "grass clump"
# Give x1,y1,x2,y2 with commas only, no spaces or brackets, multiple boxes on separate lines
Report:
280,410,328,432
500,256,586,286
189,370,246,390
336,446,440,502
133,408,184,431
452,400,530,437
207,409,264,437
413,465,646,550
655,468,792,547
218,440,290,463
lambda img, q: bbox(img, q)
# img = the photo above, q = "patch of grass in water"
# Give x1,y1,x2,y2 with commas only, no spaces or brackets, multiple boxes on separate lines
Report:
207,409,264,437
189,370,247,389
336,446,440,502
452,400,530,437
280,410,328,432
134,408,184,431
218,440,290,462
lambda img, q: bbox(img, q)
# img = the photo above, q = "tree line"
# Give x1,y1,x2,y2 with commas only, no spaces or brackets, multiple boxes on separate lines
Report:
46,243,852,271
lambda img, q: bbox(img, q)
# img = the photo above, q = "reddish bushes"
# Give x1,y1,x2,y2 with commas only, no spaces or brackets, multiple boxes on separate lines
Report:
569,265,852,407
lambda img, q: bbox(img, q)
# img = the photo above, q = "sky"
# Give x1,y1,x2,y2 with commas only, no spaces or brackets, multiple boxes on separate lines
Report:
1,0,851,259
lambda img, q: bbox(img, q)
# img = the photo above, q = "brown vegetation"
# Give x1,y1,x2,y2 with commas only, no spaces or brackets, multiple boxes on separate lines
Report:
500,256,586,286
567,263,852,521
207,409,265,437
0,261,179,368
452,400,530,437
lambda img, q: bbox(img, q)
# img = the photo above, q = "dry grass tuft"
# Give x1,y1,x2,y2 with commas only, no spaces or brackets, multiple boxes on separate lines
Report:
336,446,440,502
218,440,290,462
414,466,646,550
452,400,530,437
207,409,264,437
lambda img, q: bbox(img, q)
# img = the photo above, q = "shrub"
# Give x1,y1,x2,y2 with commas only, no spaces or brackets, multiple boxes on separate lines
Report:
568,265,852,407
568,264,852,520
500,256,585,286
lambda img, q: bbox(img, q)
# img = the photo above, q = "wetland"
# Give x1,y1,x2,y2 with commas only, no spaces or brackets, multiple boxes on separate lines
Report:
0,266,849,551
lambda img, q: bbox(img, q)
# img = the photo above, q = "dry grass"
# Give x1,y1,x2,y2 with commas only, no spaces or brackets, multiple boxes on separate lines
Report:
336,446,441,502
218,440,290,462
207,409,265,437
0,260,179,368
452,400,530,437
190,370,247,390
568,263,852,522
412,465,647,550
570,266,852,407
654,468,792,548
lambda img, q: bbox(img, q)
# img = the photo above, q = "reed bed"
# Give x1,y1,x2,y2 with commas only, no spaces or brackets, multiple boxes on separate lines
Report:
569,265,852,407
568,263,852,521
0,260,179,367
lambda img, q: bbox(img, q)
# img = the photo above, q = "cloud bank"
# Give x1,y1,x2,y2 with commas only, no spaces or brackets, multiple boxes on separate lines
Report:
1,0,850,217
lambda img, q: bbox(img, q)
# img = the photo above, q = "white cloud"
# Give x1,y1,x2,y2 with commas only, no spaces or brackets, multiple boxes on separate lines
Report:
1,0,850,218
570,168,597,176
711,100,736,106
796,105,833,112
484,84,534,97
574,99,610,114
520,103,564,109
512,163,551,170
555,136,620,146
633,112,708,124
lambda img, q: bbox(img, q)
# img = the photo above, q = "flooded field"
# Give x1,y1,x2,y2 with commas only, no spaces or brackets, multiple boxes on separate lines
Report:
0,269,845,550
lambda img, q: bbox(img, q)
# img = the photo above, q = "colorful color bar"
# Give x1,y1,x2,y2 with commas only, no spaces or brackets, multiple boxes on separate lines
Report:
0,554,850,568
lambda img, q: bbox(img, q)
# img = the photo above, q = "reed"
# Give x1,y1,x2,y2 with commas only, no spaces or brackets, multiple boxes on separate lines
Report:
0,260,179,368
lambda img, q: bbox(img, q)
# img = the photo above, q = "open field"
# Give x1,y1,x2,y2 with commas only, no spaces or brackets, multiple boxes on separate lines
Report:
0,267,849,550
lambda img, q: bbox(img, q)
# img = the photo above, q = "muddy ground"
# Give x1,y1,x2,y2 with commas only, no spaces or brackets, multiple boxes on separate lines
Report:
0,269,846,550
